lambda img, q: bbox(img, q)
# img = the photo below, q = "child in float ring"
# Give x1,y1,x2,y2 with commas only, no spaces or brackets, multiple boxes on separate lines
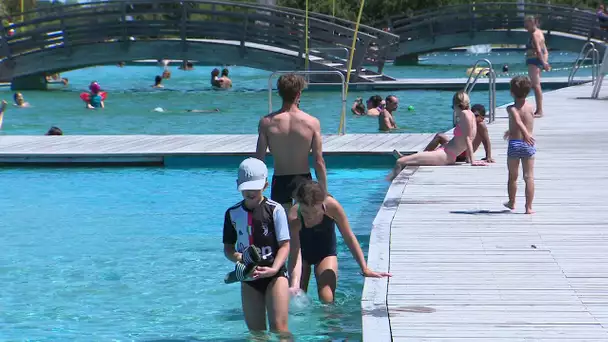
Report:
84,82,105,109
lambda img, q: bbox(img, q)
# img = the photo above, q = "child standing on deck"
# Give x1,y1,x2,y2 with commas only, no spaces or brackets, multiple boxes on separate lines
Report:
504,76,536,214
222,158,292,339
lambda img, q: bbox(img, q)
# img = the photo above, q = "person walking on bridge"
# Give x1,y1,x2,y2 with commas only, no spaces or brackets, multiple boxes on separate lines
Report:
524,15,550,118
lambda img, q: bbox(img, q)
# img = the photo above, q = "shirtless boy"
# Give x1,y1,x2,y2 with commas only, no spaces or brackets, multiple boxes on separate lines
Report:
219,68,233,89
504,76,536,214
378,95,398,131
255,73,327,210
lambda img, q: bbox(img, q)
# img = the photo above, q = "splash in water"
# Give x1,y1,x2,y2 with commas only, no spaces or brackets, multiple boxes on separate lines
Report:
467,44,493,54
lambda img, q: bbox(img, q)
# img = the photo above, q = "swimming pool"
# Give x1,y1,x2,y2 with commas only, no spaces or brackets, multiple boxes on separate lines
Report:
0,51,581,136
0,163,390,341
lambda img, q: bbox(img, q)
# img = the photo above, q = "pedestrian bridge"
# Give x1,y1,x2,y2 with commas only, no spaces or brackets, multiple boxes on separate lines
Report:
0,0,399,88
378,2,608,58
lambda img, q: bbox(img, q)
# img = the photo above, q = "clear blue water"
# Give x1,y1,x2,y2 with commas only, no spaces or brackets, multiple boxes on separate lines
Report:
0,51,583,135
0,165,389,341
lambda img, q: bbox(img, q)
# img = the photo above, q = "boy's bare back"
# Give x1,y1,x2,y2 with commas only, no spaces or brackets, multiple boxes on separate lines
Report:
508,101,534,140
257,109,321,176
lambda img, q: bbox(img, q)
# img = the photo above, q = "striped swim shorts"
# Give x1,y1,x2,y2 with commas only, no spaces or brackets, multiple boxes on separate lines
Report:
508,139,536,158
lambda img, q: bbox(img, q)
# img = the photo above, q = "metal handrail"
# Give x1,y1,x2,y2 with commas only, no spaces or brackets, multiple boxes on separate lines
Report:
568,42,600,86
462,59,496,125
592,47,608,99
268,70,347,132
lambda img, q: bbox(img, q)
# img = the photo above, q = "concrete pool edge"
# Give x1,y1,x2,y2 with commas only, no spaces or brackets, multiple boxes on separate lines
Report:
361,165,419,342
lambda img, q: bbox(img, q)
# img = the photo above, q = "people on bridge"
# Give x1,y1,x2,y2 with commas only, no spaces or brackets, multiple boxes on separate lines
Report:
287,180,391,304
404,103,494,164
13,93,30,108
524,15,551,118
351,95,384,116
255,73,328,210
387,91,487,181
152,75,164,89
504,76,536,214
378,95,398,131
598,4,608,28
0,100,7,130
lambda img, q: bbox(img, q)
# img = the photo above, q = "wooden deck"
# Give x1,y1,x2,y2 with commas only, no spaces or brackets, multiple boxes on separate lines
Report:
0,133,434,165
363,83,608,341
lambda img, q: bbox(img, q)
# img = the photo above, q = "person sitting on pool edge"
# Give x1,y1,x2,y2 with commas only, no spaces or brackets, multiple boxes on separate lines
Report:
288,180,391,304
387,91,487,181
222,158,291,336
400,104,495,163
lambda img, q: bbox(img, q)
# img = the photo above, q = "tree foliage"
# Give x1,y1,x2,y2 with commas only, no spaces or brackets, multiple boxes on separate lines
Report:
277,0,599,25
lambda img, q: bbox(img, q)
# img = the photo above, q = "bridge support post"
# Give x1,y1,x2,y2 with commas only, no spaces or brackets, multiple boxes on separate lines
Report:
394,53,419,66
11,74,48,91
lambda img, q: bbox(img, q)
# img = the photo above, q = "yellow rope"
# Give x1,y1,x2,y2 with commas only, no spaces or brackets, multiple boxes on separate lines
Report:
304,0,309,73
338,0,365,135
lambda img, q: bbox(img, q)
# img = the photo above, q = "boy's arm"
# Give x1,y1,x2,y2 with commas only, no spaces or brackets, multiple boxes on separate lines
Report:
255,118,268,161
508,107,533,142
270,205,291,272
479,124,493,161
390,114,398,129
311,119,327,195
100,101,105,109
222,211,242,263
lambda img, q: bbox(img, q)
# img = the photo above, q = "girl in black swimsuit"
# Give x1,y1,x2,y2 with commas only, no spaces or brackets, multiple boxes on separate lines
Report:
287,180,391,304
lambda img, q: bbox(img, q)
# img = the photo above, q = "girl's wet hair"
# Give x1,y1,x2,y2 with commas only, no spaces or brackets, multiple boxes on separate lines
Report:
368,95,383,107
293,180,326,206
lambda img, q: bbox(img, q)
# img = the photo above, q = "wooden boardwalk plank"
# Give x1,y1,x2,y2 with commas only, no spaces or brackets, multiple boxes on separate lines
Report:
363,83,608,341
0,133,429,163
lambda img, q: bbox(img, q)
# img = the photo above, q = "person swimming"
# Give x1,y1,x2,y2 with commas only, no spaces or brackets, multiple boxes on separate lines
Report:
211,68,222,88
152,75,164,88
86,82,105,109
13,93,30,107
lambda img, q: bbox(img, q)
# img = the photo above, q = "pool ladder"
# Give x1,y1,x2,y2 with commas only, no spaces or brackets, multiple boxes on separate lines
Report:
463,59,496,126
568,42,600,86
592,46,608,99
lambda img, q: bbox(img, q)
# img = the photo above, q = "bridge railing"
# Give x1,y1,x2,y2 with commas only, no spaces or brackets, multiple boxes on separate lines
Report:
251,4,401,72
381,2,608,44
0,0,378,82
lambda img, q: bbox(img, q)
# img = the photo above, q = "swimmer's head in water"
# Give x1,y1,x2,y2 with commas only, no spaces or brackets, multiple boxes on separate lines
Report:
510,75,532,99
211,68,220,77
385,95,399,111
524,15,538,31
367,95,383,109
293,180,326,216
89,82,101,94
46,126,63,136
14,92,24,105
154,75,162,85
452,91,470,110
277,73,307,104
221,68,229,77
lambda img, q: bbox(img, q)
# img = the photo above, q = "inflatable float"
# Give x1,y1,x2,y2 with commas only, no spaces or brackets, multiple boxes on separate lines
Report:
80,92,107,103
466,67,490,77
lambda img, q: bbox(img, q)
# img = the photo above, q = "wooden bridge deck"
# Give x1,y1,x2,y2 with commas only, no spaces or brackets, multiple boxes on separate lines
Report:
363,83,608,341
0,133,434,165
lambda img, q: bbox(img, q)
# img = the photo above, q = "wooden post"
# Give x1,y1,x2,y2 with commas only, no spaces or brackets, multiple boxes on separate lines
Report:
240,12,249,58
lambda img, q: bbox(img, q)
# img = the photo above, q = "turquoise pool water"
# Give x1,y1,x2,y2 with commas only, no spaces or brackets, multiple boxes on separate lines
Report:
0,51,581,136
0,164,390,341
